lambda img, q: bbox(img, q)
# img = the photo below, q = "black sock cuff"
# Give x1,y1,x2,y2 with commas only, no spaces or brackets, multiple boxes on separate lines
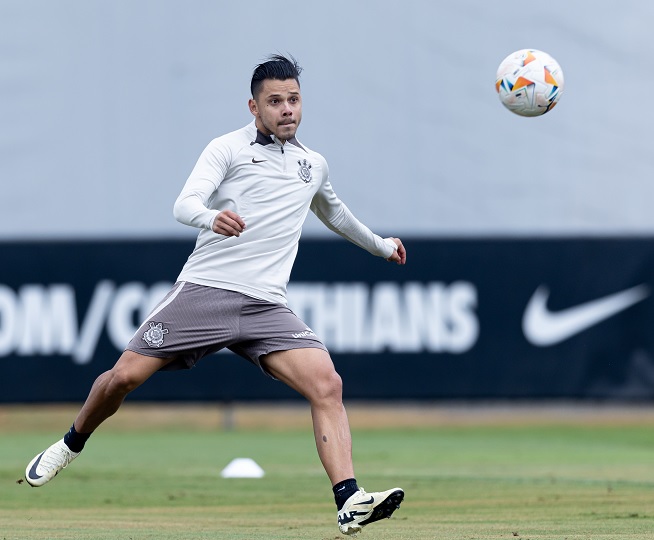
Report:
63,423,92,453
333,478,359,510
333,478,358,493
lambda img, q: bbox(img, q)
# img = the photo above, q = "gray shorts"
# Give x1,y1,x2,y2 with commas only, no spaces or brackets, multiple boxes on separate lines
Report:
125,281,326,373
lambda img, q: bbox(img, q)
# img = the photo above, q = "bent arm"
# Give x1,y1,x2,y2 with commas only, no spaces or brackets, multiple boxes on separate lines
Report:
173,139,244,234
173,177,220,230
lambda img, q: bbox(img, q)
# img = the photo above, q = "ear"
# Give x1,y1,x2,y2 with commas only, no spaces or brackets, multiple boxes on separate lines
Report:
248,98,258,117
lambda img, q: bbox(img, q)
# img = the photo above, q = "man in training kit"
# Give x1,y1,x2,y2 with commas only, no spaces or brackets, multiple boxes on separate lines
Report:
25,54,406,536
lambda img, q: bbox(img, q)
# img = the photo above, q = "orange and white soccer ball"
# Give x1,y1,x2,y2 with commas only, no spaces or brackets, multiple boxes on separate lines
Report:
495,49,564,117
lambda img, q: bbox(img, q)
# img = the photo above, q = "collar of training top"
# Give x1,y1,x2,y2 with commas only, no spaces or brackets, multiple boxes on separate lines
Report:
252,129,306,152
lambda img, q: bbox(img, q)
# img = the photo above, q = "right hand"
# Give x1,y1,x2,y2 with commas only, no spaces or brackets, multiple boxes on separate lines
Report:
212,210,246,237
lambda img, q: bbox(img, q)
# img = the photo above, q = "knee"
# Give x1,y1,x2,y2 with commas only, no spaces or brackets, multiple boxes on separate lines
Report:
103,365,142,396
311,368,343,404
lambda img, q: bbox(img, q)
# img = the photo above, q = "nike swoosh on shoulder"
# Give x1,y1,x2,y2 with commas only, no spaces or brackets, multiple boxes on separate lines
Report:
251,158,267,163
523,284,650,347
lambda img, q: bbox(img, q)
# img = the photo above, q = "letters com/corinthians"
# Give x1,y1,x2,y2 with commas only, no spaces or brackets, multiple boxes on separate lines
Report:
0,281,479,363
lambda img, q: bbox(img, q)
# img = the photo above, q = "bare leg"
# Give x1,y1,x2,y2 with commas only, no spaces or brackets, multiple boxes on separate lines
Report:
74,350,175,433
261,348,354,486
25,350,176,487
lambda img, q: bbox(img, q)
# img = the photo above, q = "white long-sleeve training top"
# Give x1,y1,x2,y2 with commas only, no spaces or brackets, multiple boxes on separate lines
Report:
173,120,395,305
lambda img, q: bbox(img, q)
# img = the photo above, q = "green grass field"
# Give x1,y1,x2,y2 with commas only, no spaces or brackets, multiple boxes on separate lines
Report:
2,405,654,539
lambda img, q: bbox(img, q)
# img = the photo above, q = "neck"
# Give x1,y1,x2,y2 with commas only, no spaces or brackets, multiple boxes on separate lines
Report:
254,118,274,139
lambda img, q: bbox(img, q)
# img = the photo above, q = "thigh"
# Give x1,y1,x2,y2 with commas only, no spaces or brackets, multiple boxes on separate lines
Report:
111,349,177,385
260,347,339,399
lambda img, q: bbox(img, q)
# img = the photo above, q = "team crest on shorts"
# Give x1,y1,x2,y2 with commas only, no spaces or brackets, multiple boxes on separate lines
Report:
142,321,169,348
297,159,312,183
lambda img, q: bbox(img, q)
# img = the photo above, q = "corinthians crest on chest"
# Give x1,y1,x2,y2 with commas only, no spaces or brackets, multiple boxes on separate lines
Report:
297,159,312,183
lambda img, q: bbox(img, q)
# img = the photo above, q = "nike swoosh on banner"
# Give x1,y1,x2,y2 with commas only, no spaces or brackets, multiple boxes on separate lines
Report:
522,284,650,347
27,452,45,480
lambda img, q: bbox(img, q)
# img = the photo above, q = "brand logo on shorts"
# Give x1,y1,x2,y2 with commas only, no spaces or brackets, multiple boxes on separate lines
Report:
292,327,316,339
297,159,312,183
142,321,169,347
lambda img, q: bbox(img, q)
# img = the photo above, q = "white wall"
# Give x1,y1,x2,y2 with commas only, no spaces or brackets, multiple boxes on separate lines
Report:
1,0,653,239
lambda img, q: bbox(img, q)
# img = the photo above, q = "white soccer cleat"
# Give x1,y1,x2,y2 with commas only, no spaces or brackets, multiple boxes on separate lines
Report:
25,439,80,487
337,487,404,535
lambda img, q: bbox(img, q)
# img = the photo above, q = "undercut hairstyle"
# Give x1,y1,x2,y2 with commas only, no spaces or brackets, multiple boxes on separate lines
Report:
250,54,303,99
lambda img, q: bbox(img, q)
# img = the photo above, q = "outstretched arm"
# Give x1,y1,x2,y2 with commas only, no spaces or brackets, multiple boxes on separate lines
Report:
310,178,406,265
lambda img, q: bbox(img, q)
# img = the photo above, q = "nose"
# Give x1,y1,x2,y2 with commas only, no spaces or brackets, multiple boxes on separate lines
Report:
282,102,293,116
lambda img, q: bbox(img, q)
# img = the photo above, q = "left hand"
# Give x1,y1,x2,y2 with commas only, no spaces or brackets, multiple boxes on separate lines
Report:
385,237,406,265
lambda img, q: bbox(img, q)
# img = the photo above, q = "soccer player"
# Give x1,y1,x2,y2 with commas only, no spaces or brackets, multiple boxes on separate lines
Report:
25,54,406,536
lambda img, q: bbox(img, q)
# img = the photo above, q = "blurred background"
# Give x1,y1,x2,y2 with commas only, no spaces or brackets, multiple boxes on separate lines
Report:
2,0,654,405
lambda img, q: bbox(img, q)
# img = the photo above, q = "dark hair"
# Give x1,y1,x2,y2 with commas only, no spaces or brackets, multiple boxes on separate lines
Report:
250,54,303,99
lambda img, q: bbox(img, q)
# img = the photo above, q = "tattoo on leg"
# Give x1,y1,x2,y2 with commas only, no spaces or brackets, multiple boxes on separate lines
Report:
322,435,328,442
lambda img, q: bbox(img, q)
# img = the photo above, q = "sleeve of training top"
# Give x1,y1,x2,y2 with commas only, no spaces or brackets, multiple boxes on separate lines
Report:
173,139,230,230
310,161,395,259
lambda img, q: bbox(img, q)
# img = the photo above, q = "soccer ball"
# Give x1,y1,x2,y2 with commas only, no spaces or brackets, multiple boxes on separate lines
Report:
495,49,564,117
